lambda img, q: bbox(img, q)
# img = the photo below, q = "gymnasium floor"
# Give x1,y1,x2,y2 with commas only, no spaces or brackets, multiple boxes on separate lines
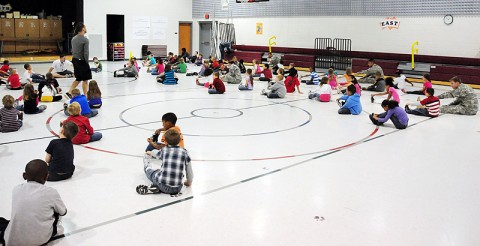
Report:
1,62,480,245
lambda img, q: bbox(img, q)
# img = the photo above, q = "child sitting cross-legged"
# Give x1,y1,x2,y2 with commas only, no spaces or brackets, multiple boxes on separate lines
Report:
285,70,303,94
174,58,187,74
6,68,26,90
336,84,362,115
39,73,63,102
208,72,226,94
308,77,332,102
1,95,23,133
45,121,79,181
262,74,286,99
64,89,98,118
63,102,102,145
156,64,178,85
146,112,184,152
238,68,254,91
370,99,409,129
405,87,440,118
17,84,47,114
87,80,102,109
143,129,193,195
3,159,67,246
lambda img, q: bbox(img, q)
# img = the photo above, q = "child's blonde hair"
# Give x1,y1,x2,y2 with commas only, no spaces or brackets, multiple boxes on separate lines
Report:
179,58,185,63
345,67,352,75
2,95,15,108
71,88,81,96
276,74,284,81
67,102,82,116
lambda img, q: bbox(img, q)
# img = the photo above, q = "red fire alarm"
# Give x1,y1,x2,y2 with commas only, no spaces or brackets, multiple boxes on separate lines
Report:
205,13,209,19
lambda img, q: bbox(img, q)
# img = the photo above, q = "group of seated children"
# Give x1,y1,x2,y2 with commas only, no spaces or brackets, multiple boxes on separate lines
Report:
143,112,193,195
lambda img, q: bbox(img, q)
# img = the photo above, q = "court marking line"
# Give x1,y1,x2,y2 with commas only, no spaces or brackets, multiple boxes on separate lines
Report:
118,98,312,136
46,98,378,161
60,110,437,239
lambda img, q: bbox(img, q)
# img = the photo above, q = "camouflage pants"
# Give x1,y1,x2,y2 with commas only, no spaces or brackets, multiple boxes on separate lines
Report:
359,77,376,84
223,75,241,84
440,105,477,115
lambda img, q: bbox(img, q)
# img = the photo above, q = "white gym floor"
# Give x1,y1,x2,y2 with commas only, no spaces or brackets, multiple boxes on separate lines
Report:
1,61,480,245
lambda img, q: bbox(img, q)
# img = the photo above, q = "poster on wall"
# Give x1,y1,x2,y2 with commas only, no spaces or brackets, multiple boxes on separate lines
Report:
151,16,168,40
133,16,150,39
381,17,400,30
256,23,263,35
221,0,229,10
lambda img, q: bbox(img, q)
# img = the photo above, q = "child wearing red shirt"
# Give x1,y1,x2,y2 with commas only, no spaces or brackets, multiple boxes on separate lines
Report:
7,68,25,90
0,60,9,77
208,72,225,94
259,64,273,82
284,70,302,94
63,102,102,145
405,88,440,117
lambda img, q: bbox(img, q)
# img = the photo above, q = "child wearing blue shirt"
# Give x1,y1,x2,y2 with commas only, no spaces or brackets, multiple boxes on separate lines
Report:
64,89,98,118
301,66,320,85
337,85,362,115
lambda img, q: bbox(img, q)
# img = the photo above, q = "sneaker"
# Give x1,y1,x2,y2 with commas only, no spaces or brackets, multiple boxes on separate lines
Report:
371,96,375,103
65,92,73,99
405,105,410,111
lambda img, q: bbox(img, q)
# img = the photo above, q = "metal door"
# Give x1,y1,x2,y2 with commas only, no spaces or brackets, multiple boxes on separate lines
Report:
199,22,212,57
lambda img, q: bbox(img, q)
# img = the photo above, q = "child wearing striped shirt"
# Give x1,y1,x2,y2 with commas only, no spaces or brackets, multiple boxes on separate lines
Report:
301,66,320,85
405,88,440,118
144,129,193,195
0,95,23,133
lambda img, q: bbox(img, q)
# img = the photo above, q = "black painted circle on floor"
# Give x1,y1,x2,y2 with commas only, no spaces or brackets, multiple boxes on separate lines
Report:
119,98,312,137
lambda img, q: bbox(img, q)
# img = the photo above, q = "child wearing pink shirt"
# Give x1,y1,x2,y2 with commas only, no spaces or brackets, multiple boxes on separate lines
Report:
327,68,337,90
371,78,400,103
403,73,432,95
252,59,263,77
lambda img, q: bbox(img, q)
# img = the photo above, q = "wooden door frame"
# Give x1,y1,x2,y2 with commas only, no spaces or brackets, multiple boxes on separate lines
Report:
178,21,192,54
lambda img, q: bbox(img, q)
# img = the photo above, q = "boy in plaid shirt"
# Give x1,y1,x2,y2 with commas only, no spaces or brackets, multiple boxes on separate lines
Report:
144,129,193,195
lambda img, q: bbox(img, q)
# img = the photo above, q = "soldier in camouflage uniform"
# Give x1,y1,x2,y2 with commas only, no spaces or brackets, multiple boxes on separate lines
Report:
438,76,478,115
268,53,281,74
358,59,384,84
222,61,242,84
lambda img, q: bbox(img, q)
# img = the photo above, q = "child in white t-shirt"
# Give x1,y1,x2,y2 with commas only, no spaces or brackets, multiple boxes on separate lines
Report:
3,159,67,246
308,77,332,102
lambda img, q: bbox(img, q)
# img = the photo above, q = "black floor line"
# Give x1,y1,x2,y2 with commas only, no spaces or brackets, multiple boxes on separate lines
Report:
61,115,434,239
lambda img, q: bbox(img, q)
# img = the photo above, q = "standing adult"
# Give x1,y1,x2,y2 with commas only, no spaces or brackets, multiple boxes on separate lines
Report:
219,41,234,60
438,76,478,115
68,23,91,98
48,55,74,78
